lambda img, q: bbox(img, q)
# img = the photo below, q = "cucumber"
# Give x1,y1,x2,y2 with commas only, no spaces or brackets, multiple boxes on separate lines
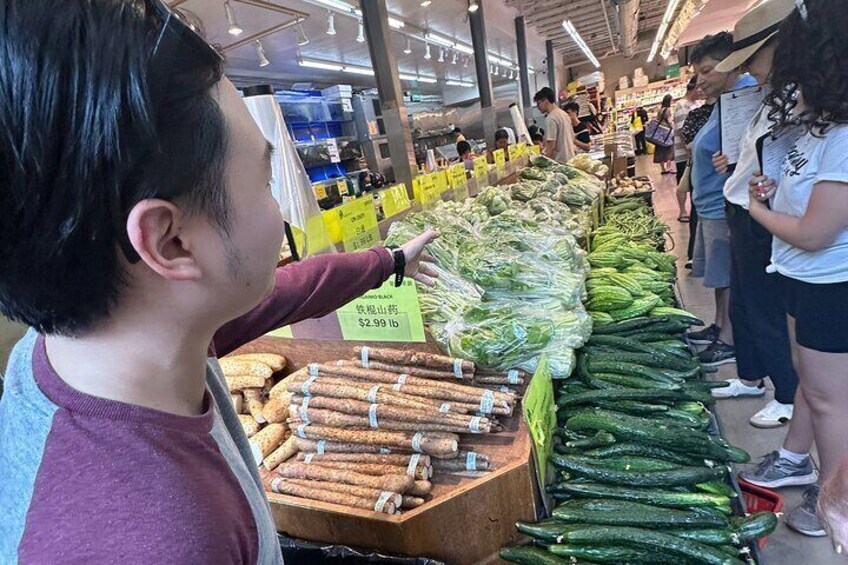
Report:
552,498,729,528
590,316,669,335
562,431,617,450
584,349,697,372
549,544,681,565
661,409,710,429
630,331,687,343
549,482,731,512
588,399,671,416
551,454,726,487
555,526,745,565
515,521,574,542
650,306,705,327
565,409,749,462
585,357,682,384
733,512,779,542
585,443,709,467
672,528,741,546
696,481,739,499
585,456,680,472
557,388,686,408
586,372,682,391
499,546,574,565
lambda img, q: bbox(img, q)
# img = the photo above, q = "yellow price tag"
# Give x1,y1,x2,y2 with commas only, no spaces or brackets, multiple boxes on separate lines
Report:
339,195,380,252
473,156,488,179
508,144,518,161
337,179,349,196
530,144,542,155
434,171,448,194
416,174,440,209
336,279,426,342
322,207,343,245
449,164,469,201
381,184,412,219
493,148,506,171
314,183,327,200
517,142,527,157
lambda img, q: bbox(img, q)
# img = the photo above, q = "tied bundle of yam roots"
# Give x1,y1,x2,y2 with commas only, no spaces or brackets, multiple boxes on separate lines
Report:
228,346,524,516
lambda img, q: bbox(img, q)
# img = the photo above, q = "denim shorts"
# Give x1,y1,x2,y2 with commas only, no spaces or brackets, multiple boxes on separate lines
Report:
692,216,731,288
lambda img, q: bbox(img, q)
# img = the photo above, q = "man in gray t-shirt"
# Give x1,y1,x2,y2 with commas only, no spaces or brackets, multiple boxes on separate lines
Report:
534,87,576,163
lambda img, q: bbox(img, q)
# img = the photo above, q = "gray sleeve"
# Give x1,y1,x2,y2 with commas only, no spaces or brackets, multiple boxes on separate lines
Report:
545,115,559,142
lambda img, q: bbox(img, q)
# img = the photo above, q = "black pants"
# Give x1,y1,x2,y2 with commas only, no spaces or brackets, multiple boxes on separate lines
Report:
726,202,799,404
688,206,698,261
675,161,687,184
634,131,646,155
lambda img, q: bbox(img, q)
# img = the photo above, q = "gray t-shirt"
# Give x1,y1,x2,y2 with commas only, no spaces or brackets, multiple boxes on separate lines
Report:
545,106,576,163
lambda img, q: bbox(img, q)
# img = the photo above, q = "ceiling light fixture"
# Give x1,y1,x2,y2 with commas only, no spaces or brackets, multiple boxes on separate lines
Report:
454,43,474,55
224,0,243,36
343,65,375,76
388,17,405,29
438,47,445,63
463,57,469,68
420,0,432,6
648,0,683,62
424,42,432,60
416,76,437,84
494,66,500,76
404,37,412,54
326,11,336,35
562,20,600,68
451,51,458,65
398,73,436,83
425,31,455,49
446,80,474,87
468,0,479,13
256,40,270,67
296,24,309,46
356,20,365,42
299,58,343,71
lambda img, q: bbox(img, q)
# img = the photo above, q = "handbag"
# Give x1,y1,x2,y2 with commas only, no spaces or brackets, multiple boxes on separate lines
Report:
644,118,674,147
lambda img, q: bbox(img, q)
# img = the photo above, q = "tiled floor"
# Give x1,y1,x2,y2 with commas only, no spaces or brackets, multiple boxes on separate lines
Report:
638,156,840,564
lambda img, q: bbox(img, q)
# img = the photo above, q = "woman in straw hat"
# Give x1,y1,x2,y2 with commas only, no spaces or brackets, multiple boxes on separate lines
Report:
748,0,848,538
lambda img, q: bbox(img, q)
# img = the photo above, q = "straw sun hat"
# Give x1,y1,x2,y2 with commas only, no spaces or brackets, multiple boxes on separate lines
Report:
715,0,797,72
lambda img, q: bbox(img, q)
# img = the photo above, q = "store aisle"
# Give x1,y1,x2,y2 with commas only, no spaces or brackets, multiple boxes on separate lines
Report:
637,156,840,565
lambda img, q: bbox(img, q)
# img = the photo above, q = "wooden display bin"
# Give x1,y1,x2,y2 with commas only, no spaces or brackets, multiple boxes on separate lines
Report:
237,336,538,565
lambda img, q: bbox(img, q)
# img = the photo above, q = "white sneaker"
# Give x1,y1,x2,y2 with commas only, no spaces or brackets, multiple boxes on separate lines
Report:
711,378,766,399
749,400,794,428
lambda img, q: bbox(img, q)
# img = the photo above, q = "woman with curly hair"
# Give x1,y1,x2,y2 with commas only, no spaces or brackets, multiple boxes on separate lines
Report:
748,0,848,537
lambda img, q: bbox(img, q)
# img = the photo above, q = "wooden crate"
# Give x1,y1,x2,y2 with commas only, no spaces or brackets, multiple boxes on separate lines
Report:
237,336,538,564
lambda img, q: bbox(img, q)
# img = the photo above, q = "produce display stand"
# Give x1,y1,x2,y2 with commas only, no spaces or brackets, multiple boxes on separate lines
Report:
236,336,537,565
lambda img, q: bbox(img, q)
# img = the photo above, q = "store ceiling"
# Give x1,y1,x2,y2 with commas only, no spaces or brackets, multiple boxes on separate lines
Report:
676,0,757,47
168,0,549,96
505,0,675,67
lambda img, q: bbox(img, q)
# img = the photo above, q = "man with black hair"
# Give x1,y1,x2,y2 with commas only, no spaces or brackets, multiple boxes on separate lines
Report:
533,87,575,163
0,1,437,561
563,101,592,152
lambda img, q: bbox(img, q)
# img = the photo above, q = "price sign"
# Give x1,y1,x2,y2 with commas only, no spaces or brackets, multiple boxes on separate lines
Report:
434,171,448,194
530,144,542,155
415,174,440,209
381,183,411,219
313,183,327,200
493,148,506,171
322,207,343,245
523,355,555,486
449,163,469,201
339,195,380,252
473,156,488,179
507,144,518,161
327,138,341,163
337,179,349,196
336,279,426,342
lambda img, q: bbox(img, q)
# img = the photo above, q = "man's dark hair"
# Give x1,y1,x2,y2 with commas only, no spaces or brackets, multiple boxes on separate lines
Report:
691,32,735,64
533,87,556,103
531,132,545,143
0,0,228,335
686,76,698,91
563,101,580,114
494,129,510,141
456,140,472,156
453,127,462,133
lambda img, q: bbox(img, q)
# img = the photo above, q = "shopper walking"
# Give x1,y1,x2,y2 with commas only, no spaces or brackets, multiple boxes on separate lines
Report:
673,77,702,222
653,95,676,174
534,87,576,163
742,0,848,537
687,32,758,366
0,1,438,561
706,0,798,428
631,107,648,155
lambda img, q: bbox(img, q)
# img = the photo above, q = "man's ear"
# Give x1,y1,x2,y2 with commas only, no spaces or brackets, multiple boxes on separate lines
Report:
126,199,202,281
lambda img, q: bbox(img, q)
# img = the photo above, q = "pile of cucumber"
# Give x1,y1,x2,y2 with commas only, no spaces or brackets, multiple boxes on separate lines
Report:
499,198,779,565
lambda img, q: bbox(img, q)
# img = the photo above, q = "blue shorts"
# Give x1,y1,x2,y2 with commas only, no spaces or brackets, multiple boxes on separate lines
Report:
692,217,731,289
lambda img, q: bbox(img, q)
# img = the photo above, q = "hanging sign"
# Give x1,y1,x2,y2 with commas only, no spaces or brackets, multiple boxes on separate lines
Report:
381,184,412,219
340,195,380,252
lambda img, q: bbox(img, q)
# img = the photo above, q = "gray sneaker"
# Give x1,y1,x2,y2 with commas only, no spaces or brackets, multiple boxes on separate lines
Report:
787,486,828,537
739,451,819,488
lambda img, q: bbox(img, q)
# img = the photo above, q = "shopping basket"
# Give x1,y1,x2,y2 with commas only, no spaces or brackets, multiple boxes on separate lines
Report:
738,478,785,549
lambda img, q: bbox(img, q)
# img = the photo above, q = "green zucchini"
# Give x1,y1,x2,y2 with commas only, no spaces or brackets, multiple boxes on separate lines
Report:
555,526,745,565
551,454,726,487
552,498,729,528
499,546,574,565
548,482,731,512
